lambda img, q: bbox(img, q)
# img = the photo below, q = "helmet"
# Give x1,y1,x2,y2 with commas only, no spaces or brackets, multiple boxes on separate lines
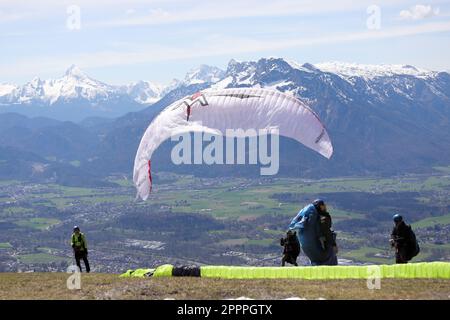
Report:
392,214,403,223
313,199,325,207
73,225,80,231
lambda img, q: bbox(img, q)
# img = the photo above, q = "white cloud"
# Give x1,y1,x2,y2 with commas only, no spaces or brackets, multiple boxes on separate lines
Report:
0,10,30,23
91,0,405,28
0,0,172,8
2,19,450,80
0,0,408,28
400,4,440,20
147,8,170,20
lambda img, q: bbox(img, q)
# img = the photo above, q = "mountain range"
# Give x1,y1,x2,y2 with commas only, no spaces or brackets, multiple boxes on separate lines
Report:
0,64,223,121
0,57,449,185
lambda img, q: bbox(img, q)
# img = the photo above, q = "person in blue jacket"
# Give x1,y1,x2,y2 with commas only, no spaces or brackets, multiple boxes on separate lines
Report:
288,199,338,266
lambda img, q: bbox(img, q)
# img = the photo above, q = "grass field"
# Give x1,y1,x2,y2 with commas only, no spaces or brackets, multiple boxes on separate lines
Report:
8,174,448,221
413,214,450,229
1,207,34,216
14,218,60,231
1,173,448,269
341,247,392,264
146,174,450,219
69,160,81,167
434,166,450,174
0,273,448,300
18,253,70,264
341,244,450,264
0,180,19,186
0,242,13,249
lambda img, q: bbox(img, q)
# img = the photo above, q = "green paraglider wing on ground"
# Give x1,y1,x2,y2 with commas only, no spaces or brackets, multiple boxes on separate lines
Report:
120,262,450,279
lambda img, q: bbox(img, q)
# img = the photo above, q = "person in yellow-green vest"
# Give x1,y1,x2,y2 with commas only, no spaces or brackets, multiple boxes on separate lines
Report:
71,226,90,273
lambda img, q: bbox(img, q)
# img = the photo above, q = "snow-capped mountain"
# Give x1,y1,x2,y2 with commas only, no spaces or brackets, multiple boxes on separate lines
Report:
0,64,226,120
1,57,450,183
314,62,437,81
183,64,225,85
0,65,119,106
212,58,448,102
129,57,450,178
124,80,164,105
0,65,166,106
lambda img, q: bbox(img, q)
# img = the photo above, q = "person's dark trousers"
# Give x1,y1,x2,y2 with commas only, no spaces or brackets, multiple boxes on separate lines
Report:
311,246,338,266
395,250,408,264
75,251,91,272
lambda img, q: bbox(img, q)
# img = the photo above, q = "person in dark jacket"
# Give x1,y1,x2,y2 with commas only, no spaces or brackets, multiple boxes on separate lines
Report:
71,226,90,272
314,199,338,265
280,230,301,266
390,214,417,264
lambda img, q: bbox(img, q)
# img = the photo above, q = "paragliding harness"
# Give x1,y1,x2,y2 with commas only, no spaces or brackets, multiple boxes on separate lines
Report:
280,230,301,266
408,230,420,260
403,227,420,260
392,226,420,261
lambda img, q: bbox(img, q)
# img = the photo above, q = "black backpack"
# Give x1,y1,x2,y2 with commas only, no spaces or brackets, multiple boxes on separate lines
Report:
407,227,420,260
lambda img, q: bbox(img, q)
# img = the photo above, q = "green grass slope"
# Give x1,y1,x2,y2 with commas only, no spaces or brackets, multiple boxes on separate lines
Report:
0,273,448,300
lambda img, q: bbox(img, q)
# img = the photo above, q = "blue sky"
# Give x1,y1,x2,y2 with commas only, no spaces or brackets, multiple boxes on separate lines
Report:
1,0,450,85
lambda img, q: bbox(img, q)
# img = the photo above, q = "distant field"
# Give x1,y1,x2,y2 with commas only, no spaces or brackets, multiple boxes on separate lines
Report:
341,243,450,264
434,166,450,174
0,273,448,300
0,180,19,186
6,174,447,220
69,160,81,167
413,214,450,229
341,247,393,264
18,253,70,264
1,173,449,270
148,174,450,219
107,178,134,187
246,238,276,247
2,207,34,216
15,218,60,231
0,242,13,249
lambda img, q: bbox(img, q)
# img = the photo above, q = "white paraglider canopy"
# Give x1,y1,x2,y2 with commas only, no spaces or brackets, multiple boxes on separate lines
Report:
133,88,333,200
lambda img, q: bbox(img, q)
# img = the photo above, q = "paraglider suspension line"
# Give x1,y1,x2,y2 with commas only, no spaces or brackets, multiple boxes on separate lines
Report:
148,160,153,193
186,105,191,121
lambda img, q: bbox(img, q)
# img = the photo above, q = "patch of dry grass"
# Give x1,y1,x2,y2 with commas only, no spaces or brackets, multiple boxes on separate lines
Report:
0,273,448,300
